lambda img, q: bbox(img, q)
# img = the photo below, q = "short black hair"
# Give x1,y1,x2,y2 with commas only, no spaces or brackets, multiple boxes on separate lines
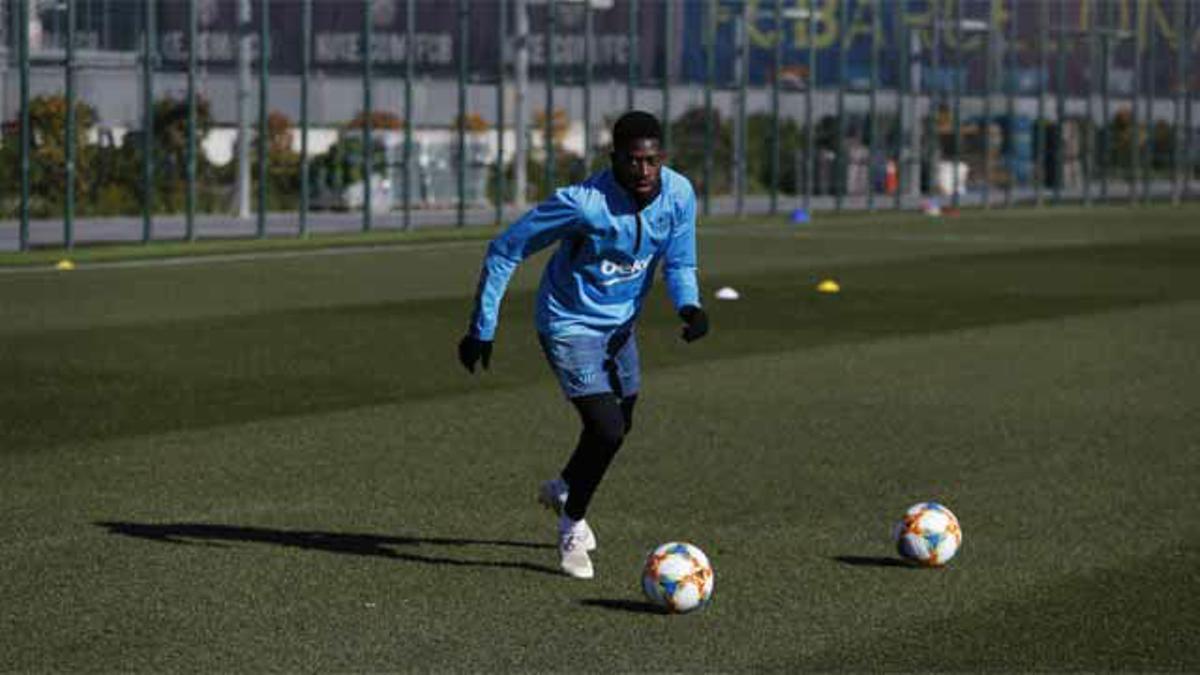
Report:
612,111,662,151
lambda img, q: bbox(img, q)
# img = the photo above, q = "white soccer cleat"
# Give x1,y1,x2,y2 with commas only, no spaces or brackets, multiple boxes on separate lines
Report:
538,478,596,551
558,518,595,579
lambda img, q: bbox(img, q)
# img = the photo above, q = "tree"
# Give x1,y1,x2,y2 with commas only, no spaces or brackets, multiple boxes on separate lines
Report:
309,136,388,207
1108,109,1135,167
253,111,302,209
669,108,733,196
456,113,491,135
747,112,808,196
152,95,215,180
346,110,404,130
532,108,570,147
0,95,98,216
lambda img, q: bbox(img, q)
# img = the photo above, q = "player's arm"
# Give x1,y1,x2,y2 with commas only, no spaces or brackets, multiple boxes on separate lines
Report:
458,189,584,373
662,186,707,343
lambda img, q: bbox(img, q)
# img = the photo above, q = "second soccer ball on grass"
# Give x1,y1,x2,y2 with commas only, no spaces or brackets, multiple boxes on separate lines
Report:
893,501,963,566
641,541,715,614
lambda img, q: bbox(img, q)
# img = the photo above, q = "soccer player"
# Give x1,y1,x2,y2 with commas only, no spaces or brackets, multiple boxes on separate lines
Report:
457,111,708,579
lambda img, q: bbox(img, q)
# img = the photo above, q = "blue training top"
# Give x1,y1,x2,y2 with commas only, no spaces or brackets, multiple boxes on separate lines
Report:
469,166,701,340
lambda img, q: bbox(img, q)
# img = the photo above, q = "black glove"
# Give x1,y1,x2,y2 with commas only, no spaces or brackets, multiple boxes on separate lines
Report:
679,305,709,343
457,335,493,373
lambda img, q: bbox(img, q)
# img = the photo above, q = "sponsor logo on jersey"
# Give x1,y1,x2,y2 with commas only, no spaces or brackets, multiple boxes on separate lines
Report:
599,255,653,286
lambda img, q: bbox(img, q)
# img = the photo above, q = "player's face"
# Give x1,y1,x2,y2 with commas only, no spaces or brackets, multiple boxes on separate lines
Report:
612,138,664,204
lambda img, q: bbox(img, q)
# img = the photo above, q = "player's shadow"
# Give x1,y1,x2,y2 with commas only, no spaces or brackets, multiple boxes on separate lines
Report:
579,598,666,615
95,521,560,576
832,555,918,569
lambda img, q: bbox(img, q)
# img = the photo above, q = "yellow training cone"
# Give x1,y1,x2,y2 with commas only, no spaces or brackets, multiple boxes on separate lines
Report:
816,279,840,294
55,259,76,271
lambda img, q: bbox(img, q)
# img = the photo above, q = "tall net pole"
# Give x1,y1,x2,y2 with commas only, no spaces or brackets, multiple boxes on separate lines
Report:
186,0,197,241
805,0,815,213
258,0,270,237
142,0,157,243
300,0,311,237
361,0,373,231
65,0,77,248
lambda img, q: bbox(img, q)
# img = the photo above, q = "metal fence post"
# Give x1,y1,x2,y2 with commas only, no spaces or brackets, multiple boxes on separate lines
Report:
896,0,909,211
663,0,673,154
546,0,556,195
362,0,372,231
983,0,993,210
736,0,747,217
300,0,311,237
496,0,507,228
951,0,961,209
513,0,528,207
628,0,638,110
404,0,414,230
142,0,156,243
65,0,77,249
1055,0,1066,205
1144,0,1155,203
236,0,251,221
1131,0,1141,206
1100,0,1111,203
186,0,197,241
457,0,468,227
930,8,941,207
805,0,815,213
1185,0,1194,201
1006,0,1016,208
868,0,879,212
1176,0,1188,203
704,0,714,217
584,1,593,170
770,0,782,215
1085,0,1096,207
1036,0,1046,206
258,0,269,237
835,0,847,212
18,0,30,252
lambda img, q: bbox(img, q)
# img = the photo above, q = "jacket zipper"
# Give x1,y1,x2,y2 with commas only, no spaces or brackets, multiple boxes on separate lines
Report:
634,211,643,253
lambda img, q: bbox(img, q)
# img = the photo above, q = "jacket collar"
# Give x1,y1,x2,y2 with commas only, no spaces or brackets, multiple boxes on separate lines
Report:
603,169,664,214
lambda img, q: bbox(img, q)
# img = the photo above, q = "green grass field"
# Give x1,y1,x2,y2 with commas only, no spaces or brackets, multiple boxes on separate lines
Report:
2,206,1198,672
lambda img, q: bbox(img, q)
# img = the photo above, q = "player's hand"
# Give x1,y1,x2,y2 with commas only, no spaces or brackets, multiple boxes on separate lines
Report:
458,335,493,373
679,305,709,343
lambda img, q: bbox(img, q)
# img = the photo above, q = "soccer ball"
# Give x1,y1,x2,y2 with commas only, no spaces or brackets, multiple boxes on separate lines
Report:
893,501,962,566
641,542,715,613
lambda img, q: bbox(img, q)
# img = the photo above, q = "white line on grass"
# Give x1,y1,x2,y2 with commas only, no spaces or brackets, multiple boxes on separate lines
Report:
700,225,1112,247
0,239,487,275
809,231,1108,246
1,226,1166,276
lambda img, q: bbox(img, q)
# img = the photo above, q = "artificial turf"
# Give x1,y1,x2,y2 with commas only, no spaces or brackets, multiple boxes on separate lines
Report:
1,206,1198,671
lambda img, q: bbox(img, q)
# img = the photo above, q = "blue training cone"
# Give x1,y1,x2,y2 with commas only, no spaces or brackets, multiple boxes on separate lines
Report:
790,208,811,224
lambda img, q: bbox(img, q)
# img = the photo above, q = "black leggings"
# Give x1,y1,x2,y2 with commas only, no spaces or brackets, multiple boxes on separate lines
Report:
561,393,637,521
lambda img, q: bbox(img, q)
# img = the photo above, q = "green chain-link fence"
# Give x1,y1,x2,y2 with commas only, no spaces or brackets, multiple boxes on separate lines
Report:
1,0,1196,250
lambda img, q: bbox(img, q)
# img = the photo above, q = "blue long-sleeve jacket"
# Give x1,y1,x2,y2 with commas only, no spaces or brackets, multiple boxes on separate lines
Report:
469,166,700,340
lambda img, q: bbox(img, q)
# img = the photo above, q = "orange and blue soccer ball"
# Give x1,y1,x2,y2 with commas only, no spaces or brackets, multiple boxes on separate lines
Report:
641,542,715,613
893,502,963,566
